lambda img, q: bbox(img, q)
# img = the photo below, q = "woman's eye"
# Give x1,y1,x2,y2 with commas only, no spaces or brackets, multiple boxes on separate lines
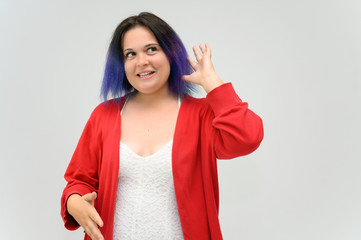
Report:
125,52,135,58
147,47,157,53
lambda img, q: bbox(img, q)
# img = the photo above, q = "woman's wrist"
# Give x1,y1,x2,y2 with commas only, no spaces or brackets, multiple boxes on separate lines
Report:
202,74,224,94
67,193,82,215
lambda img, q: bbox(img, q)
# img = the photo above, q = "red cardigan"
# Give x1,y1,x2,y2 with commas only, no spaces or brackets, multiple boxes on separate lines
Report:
61,83,264,240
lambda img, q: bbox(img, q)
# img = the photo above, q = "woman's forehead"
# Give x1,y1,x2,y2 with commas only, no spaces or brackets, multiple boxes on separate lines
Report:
122,26,159,50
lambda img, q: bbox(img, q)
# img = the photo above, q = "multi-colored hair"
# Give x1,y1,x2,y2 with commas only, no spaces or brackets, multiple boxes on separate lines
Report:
101,12,196,105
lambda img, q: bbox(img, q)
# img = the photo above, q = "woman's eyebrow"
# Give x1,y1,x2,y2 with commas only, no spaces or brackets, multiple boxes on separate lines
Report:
123,48,133,53
123,43,160,53
144,43,160,48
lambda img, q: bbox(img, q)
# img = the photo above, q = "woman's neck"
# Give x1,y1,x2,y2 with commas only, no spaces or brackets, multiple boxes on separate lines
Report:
131,88,177,108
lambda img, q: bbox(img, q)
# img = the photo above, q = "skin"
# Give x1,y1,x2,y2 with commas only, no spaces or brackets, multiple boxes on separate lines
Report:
67,192,104,240
121,26,178,157
67,26,224,240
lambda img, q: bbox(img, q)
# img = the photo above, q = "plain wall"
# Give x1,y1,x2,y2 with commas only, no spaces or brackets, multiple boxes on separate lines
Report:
0,0,360,239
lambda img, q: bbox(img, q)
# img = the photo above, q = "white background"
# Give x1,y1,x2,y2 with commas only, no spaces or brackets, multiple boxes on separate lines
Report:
1,0,360,239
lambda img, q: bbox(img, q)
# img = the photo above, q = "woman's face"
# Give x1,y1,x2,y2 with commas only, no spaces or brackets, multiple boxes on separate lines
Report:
122,26,171,96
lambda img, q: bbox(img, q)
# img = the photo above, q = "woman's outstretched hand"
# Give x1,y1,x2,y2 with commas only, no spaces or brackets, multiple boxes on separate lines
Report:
183,43,224,93
67,192,104,240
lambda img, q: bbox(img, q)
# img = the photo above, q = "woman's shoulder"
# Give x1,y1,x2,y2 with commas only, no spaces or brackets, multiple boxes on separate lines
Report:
89,97,125,120
183,94,207,105
182,94,213,116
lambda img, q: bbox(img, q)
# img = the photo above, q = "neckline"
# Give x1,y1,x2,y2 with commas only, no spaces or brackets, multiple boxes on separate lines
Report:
119,95,182,158
120,140,173,159
121,96,181,115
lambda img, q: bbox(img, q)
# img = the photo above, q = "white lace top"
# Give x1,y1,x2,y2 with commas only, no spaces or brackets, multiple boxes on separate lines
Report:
113,98,184,240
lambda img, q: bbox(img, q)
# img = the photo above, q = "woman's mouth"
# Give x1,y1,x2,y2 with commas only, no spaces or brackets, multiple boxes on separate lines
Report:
137,71,155,79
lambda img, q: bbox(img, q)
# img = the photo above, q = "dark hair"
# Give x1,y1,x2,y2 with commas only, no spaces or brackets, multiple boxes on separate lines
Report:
101,12,195,104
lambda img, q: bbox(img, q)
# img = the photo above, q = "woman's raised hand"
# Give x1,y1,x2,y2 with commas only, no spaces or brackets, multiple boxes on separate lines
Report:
183,43,224,93
67,192,104,240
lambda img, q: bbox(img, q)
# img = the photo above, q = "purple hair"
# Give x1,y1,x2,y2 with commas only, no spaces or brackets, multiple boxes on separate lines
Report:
101,12,196,105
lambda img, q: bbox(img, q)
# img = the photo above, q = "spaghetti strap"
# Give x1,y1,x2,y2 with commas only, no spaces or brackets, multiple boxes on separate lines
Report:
120,97,129,116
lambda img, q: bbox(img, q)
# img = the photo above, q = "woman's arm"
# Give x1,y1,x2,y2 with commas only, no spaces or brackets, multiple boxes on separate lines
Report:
61,108,104,239
184,44,263,159
206,83,264,159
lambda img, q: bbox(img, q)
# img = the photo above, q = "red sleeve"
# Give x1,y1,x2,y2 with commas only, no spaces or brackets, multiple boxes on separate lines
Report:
60,107,103,230
206,83,264,159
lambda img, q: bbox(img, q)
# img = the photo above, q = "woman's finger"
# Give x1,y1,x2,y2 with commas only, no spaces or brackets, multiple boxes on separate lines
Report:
182,74,196,84
83,220,104,240
192,46,202,62
199,44,206,55
205,43,212,58
182,75,190,82
187,57,198,71
200,43,211,60
89,208,104,227
83,192,97,207
83,192,97,201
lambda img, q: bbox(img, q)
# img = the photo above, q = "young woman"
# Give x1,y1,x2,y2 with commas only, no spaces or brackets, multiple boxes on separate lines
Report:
61,12,264,240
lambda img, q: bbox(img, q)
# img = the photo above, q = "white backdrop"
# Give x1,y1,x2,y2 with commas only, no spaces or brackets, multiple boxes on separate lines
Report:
1,0,360,239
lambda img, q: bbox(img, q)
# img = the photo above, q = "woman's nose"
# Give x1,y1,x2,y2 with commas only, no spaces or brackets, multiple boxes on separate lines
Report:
136,53,149,66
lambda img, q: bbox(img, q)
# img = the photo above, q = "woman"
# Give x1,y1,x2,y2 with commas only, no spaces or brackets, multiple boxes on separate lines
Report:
61,12,264,240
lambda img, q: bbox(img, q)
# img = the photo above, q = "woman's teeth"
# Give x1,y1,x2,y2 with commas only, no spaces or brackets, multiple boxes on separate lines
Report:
138,72,153,77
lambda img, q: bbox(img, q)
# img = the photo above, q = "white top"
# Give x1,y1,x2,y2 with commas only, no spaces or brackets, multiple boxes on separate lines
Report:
113,97,184,240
